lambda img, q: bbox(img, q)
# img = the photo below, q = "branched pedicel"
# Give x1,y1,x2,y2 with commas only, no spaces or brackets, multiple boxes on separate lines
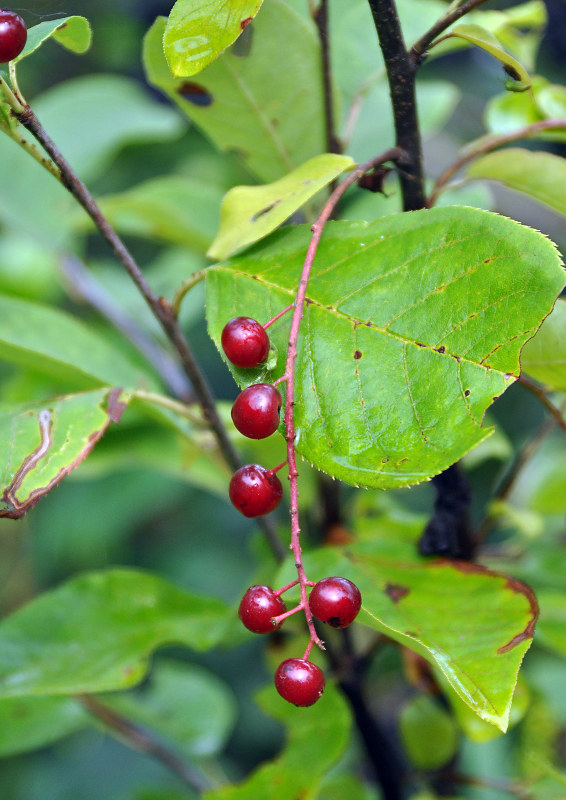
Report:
222,151,401,706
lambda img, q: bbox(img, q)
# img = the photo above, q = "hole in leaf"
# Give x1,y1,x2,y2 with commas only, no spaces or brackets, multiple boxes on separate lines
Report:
177,83,213,107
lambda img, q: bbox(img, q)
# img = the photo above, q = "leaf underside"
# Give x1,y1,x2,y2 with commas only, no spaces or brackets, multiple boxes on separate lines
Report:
207,206,564,489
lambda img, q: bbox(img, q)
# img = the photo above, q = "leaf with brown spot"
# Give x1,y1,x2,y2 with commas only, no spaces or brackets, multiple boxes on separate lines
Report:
0,389,128,519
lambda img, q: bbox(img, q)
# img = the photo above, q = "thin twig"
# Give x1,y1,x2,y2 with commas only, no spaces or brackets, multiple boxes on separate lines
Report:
410,0,490,62
171,269,208,318
427,118,566,207
78,694,210,794
367,0,425,210
283,147,403,654
132,390,208,427
60,255,194,402
313,0,341,155
17,104,285,562
518,375,566,435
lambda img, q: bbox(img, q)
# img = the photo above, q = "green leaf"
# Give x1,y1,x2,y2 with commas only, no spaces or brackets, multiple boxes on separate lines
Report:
32,75,187,184
0,388,127,519
444,24,531,89
467,149,566,217
485,78,566,142
14,16,92,62
535,590,566,657
400,695,459,769
0,695,87,757
0,294,154,389
276,541,538,731
94,176,223,252
205,683,351,800
105,661,237,759
521,298,566,391
143,3,326,182
164,0,264,77
0,569,231,697
208,154,355,260
207,207,564,489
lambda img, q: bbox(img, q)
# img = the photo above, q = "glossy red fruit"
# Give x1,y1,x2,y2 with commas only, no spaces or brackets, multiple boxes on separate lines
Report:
221,316,270,368
275,658,325,706
231,383,281,439
238,585,286,633
229,464,283,517
309,576,362,628
0,10,27,63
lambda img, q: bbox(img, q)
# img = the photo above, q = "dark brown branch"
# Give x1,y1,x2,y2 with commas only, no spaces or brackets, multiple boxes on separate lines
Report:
410,0,490,62
78,694,210,794
313,0,341,155
367,0,425,210
17,105,285,562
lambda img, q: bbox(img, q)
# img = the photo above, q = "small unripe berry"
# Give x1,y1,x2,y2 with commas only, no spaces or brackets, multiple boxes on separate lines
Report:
221,316,270,368
275,658,325,706
229,464,283,517
309,576,362,628
238,585,286,633
231,383,281,439
0,10,27,63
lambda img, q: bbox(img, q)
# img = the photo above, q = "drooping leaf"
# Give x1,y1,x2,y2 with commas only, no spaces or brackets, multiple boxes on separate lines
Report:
105,661,237,759
205,683,351,800
0,569,231,697
0,294,154,389
443,24,531,90
207,207,564,489
208,154,355,260
143,3,326,182
0,388,127,519
276,537,538,731
163,0,264,77
14,16,92,62
94,176,223,252
0,695,87,757
521,298,566,391
467,149,566,217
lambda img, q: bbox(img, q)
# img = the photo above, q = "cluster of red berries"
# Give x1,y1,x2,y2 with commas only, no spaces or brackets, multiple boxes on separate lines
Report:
221,314,362,706
239,577,362,706
0,10,27,63
222,317,284,518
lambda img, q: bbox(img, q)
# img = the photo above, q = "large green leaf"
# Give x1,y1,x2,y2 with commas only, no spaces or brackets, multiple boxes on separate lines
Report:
0,570,231,697
205,684,351,800
0,388,127,519
467,148,566,217
164,0,264,77
276,536,538,731
14,16,92,62
0,695,87,757
521,298,566,391
143,3,326,182
207,207,564,488
208,154,355,260
0,294,153,389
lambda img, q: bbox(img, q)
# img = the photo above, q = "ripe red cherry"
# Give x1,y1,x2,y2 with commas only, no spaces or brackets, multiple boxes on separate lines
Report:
309,577,362,628
0,10,27,63
229,464,283,517
231,383,281,439
275,658,325,706
221,317,270,368
238,585,286,633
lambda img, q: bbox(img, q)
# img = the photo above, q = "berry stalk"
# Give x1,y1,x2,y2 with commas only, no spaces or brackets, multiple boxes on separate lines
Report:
283,148,403,653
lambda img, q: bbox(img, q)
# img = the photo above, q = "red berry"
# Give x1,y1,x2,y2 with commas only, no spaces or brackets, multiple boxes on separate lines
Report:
231,383,281,439
229,464,283,517
0,10,27,63
221,317,270,369
275,658,325,706
309,577,362,629
238,585,286,633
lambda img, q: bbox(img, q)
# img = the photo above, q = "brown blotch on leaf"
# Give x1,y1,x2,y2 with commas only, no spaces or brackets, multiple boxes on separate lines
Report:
177,83,213,107
354,350,362,360
464,389,471,397
385,582,410,603
435,345,446,354
240,16,253,29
